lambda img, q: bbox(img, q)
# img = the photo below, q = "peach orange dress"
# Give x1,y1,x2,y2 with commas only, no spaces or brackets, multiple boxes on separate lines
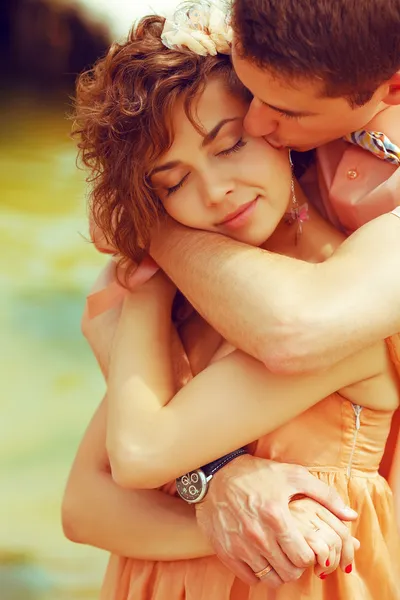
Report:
99,334,400,600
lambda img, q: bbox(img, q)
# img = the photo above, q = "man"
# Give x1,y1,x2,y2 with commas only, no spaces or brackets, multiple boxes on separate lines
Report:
82,0,400,590
143,0,400,588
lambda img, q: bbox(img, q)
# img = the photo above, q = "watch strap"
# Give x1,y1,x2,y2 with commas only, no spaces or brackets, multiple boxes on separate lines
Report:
201,448,247,478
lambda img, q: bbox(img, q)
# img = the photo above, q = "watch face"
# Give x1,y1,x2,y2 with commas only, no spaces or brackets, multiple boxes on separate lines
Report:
176,469,208,503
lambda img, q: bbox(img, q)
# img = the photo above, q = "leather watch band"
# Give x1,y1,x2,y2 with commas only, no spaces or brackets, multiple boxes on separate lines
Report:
201,448,247,478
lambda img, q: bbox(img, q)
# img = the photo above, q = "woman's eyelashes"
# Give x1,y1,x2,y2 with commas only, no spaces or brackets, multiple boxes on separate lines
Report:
217,138,247,157
166,173,189,197
166,138,247,197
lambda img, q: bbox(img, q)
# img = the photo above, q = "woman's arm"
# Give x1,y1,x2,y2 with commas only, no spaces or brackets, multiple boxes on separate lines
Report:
107,275,390,489
62,397,213,560
151,213,400,373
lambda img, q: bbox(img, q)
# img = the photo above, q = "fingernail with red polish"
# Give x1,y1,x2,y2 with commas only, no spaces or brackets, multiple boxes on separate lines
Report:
325,559,330,567
345,564,353,574
319,573,327,580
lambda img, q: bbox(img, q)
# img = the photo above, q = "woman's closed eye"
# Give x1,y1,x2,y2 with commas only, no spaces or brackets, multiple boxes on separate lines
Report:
166,173,189,197
166,139,247,197
217,138,247,157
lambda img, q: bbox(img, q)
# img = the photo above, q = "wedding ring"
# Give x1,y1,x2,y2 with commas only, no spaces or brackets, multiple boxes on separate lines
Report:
254,564,273,579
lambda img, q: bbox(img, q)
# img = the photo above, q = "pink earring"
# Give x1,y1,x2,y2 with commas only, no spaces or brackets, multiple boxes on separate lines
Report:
284,150,309,244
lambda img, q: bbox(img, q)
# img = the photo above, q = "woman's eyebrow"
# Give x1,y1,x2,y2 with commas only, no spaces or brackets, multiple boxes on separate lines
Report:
201,117,241,147
151,160,181,176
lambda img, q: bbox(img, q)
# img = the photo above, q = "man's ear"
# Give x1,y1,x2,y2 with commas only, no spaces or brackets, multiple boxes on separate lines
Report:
382,71,400,106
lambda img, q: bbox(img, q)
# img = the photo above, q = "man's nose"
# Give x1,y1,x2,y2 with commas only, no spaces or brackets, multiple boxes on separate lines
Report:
244,98,278,138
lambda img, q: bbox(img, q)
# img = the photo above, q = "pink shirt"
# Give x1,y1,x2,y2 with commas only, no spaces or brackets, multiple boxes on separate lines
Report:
316,139,399,233
302,104,400,235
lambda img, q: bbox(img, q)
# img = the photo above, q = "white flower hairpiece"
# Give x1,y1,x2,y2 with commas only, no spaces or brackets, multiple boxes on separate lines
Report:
161,0,233,56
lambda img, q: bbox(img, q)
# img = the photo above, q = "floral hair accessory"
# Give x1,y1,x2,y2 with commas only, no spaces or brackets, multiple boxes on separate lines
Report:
161,0,233,56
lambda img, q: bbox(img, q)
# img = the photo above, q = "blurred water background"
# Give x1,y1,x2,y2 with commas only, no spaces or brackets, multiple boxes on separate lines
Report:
0,1,176,598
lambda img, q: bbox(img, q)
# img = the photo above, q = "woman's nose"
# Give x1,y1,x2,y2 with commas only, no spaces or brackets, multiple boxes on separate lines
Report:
202,177,234,207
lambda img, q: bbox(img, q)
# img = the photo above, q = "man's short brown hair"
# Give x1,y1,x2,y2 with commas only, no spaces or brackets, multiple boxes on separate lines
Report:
233,0,400,106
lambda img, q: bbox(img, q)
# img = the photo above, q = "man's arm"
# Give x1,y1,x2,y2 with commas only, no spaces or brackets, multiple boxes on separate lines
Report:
151,213,400,373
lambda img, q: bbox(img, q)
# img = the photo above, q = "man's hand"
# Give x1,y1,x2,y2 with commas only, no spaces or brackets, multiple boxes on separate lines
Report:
195,455,358,588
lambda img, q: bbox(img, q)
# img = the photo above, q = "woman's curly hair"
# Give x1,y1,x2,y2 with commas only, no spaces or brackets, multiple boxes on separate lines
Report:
73,15,248,266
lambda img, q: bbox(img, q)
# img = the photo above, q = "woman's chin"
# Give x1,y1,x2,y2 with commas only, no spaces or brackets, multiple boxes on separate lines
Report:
227,226,272,247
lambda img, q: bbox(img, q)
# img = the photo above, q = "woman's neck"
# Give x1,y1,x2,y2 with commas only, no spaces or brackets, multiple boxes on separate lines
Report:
261,185,345,264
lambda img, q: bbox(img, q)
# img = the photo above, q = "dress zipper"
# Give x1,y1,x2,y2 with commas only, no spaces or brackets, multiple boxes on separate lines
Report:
347,404,362,477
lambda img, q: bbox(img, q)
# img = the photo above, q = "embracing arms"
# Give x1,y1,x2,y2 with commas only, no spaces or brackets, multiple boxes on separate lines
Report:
62,387,360,581
106,273,390,488
151,212,400,373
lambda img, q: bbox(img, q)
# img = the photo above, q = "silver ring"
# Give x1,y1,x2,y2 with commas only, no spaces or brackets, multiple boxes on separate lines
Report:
254,564,273,579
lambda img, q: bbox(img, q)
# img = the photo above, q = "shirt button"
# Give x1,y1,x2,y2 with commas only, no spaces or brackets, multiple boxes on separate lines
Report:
347,169,358,179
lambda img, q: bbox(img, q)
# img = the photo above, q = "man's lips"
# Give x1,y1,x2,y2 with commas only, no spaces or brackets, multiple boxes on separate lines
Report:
216,198,258,228
264,136,285,150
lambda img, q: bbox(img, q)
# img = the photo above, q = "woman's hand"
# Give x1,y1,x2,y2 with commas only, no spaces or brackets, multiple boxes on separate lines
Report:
81,260,123,378
82,260,175,377
289,497,360,578
136,269,177,308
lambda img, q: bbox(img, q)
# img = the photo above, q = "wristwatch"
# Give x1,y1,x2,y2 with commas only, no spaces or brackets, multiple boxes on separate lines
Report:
175,448,247,504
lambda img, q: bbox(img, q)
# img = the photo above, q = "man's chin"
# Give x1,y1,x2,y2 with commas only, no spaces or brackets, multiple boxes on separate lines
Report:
265,135,330,152
288,143,320,152
290,137,341,152
266,139,319,152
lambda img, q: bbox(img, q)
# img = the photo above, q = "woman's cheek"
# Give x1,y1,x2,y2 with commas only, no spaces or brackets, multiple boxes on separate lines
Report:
164,203,184,224
164,195,205,230
162,198,182,223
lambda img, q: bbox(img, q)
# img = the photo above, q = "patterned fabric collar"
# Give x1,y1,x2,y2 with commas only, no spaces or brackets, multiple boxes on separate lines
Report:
344,130,400,166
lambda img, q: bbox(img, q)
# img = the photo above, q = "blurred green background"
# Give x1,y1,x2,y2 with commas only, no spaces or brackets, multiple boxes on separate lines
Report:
0,89,107,599
0,0,173,598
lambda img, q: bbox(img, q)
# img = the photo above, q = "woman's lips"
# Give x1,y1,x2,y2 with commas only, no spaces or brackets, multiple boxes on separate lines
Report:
217,197,259,230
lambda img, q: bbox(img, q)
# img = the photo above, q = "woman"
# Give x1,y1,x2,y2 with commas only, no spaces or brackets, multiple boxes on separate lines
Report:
65,14,400,600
